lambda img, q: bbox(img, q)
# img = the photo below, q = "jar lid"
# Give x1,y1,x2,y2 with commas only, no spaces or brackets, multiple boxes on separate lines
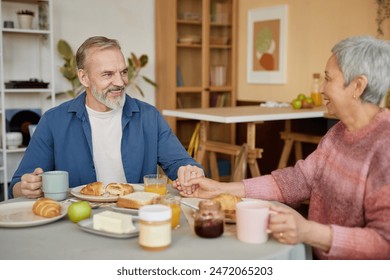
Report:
139,204,171,221
198,200,221,210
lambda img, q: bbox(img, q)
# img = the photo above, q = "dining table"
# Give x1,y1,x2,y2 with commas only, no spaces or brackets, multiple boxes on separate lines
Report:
162,105,327,179
0,189,310,260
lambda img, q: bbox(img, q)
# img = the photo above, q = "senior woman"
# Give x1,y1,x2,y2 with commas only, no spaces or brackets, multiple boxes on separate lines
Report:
175,36,390,260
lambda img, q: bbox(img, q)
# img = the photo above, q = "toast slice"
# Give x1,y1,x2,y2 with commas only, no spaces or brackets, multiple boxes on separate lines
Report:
116,191,159,209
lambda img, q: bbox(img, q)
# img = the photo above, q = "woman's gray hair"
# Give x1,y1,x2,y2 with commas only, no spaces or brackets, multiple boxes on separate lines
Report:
76,36,122,70
332,35,390,105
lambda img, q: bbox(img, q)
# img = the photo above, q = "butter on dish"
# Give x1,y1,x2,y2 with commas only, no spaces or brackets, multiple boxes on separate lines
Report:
93,211,135,234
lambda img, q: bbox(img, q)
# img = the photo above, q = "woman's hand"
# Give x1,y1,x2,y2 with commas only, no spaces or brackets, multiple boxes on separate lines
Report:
13,167,44,198
268,204,309,244
176,176,246,199
269,204,332,252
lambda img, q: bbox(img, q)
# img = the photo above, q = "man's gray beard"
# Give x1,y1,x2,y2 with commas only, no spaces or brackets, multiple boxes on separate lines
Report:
91,85,126,110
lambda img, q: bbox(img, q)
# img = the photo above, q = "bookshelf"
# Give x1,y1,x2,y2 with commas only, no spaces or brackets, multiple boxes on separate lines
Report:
155,0,237,152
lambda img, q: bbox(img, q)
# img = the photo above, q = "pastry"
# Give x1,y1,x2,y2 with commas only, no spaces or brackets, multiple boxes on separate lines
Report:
80,181,104,196
32,198,61,218
211,193,242,220
106,183,134,196
116,191,159,209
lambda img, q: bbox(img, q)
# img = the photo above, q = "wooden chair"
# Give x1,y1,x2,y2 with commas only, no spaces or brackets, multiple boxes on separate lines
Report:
278,131,322,169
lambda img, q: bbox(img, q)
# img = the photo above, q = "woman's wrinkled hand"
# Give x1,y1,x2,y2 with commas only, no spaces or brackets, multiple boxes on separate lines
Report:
268,204,309,245
175,176,223,198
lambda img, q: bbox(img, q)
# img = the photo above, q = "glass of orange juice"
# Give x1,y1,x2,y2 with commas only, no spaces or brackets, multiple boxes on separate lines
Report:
169,199,181,229
152,195,181,229
143,174,168,195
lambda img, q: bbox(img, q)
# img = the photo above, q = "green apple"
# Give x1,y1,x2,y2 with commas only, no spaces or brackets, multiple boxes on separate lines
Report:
305,97,314,104
302,97,314,108
67,201,91,223
291,98,302,109
297,93,307,101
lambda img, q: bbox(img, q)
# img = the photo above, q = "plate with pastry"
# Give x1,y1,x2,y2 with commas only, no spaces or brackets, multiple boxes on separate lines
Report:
78,210,139,239
70,182,144,202
0,198,68,228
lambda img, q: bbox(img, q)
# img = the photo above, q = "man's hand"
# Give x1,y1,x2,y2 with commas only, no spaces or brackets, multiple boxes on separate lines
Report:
13,168,44,198
173,165,204,195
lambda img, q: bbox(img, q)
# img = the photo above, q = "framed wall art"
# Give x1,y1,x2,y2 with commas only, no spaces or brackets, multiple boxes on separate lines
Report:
247,5,288,84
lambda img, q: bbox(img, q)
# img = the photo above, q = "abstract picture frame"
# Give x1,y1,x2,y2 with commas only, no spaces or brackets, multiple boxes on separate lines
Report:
247,5,288,84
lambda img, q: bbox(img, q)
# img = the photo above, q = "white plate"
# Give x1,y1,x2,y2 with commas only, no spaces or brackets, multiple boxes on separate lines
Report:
111,205,139,215
70,183,144,202
0,201,68,228
78,217,139,239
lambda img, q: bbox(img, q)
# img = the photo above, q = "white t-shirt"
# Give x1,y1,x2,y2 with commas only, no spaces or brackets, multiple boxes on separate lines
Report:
86,105,126,185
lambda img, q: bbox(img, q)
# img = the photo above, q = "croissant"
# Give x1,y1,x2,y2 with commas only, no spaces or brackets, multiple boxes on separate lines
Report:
211,193,242,220
80,181,104,196
32,198,62,218
106,183,134,196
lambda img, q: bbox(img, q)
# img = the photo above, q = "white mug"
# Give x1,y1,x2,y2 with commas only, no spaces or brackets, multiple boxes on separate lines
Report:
41,171,69,201
236,200,271,244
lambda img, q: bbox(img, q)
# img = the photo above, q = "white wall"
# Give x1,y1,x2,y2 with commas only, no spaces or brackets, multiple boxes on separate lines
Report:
52,0,156,105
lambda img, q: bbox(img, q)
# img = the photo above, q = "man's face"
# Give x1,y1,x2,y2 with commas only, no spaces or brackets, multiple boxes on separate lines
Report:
79,47,129,111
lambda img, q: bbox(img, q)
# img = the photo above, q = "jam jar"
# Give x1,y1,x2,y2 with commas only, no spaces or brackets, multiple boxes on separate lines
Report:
194,200,224,238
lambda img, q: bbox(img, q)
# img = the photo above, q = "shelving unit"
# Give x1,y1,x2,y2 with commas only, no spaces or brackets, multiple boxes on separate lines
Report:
155,0,237,176
0,0,55,200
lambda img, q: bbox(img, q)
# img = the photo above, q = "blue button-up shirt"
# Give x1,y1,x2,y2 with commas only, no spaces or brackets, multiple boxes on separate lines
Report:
9,92,203,198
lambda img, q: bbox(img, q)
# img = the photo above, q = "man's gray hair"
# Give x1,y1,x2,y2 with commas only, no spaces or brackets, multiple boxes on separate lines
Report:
76,36,122,70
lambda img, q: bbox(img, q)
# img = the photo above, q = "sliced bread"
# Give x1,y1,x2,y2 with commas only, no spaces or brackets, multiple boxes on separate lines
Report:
116,191,159,209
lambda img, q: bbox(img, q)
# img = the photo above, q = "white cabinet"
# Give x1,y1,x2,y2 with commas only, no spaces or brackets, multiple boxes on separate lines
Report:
0,0,55,200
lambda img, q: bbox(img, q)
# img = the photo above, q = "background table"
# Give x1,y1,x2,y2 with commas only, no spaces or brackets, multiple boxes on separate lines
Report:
163,106,327,179
0,197,309,260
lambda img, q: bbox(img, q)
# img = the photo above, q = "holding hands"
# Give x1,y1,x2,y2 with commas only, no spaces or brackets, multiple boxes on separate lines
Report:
173,165,205,195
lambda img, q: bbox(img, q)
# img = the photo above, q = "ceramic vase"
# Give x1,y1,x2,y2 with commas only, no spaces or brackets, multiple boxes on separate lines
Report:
17,14,33,29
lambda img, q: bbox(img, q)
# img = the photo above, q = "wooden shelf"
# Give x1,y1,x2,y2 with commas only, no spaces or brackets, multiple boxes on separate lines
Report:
156,0,237,151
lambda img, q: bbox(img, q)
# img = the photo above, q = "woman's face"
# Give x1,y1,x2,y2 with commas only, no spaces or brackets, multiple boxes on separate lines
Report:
321,54,356,117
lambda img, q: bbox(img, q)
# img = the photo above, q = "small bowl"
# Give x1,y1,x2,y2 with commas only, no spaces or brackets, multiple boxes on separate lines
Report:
6,132,23,149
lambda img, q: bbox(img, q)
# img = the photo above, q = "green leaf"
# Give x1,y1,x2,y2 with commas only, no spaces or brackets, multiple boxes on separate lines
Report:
139,55,148,67
128,57,135,69
142,76,157,87
135,84,144,97
57,40,74,61
131,53,141,68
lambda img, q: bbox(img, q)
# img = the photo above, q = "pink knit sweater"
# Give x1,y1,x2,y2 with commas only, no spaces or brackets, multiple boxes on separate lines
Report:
243,109,390,260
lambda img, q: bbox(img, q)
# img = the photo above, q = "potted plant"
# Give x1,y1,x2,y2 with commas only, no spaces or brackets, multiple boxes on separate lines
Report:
56,39,157,99
376,0,390,37
16,10,34,29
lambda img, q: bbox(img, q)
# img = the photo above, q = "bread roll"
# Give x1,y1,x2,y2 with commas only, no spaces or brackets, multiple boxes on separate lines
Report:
80,181,104,196
106,183,134,196
32,198,62,218
116,192,159,209
211,193,242,220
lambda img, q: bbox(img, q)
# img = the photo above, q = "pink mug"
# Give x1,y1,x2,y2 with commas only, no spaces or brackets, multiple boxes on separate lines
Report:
236,200,271,244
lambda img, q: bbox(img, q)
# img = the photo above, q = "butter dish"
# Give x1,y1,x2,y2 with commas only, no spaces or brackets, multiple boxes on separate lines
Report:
78,217,139,239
